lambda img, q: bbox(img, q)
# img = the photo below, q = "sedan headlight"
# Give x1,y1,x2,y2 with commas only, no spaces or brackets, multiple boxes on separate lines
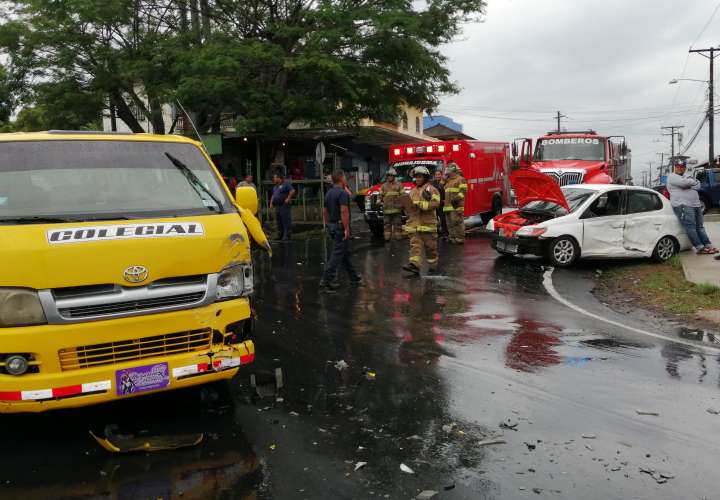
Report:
486,218,495,231
515,226,548,238
364,195,372,211
216,263,254,300
0,288,47,327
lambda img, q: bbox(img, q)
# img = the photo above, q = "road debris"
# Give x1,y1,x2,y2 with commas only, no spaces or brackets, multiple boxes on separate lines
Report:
499,420,519,431
478,438,506,447
354,462,367,472
89,426,203,454
416,491,438,499
635,410,659,416
400,463,415,474
581,434,596,439
639,467,674,484
707,408,720,415
334,360,349,371
524,442,537,451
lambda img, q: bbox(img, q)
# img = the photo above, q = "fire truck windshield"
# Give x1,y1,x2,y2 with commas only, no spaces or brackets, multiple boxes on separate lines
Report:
534,138,605,162
389,160,444,181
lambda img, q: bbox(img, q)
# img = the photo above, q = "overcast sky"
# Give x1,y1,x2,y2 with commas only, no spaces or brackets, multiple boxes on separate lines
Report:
438,0,720,182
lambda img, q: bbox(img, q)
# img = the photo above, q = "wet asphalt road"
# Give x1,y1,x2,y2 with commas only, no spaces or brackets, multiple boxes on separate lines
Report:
2,230,720,500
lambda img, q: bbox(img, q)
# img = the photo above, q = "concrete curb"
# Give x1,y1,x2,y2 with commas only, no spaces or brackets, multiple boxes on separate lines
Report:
679,221,720,287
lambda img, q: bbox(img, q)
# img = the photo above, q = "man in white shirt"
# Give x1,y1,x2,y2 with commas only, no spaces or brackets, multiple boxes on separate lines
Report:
667,161,718,254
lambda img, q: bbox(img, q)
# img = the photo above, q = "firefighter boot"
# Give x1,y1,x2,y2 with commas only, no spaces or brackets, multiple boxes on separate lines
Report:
402,262,420,274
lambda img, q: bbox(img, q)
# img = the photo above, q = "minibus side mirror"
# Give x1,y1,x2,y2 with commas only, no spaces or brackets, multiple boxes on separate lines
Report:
235,186,258,215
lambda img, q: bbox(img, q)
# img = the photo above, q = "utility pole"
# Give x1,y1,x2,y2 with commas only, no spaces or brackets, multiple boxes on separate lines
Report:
689,47,718,166
661,125,684,163
656,152,665,177
555,111,566,133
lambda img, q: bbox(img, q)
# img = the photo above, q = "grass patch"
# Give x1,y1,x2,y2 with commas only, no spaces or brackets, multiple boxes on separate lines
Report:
598,260,720,315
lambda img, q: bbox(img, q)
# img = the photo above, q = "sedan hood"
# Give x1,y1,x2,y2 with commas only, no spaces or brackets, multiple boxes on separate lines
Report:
511,169,569,211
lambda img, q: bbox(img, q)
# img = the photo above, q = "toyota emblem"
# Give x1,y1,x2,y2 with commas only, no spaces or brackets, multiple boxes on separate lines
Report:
123,265,149,283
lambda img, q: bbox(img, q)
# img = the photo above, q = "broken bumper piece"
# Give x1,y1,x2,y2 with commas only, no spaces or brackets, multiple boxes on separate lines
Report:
491,234,545,256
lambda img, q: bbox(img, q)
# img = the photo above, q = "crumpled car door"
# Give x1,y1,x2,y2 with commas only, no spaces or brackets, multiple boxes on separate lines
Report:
622,190,666,255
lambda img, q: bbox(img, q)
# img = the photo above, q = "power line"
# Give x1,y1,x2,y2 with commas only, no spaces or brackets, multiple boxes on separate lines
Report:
691,1,720,47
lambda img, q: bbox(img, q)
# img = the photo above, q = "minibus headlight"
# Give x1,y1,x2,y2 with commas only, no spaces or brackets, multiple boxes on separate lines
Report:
216,264,254,300
0,288,47,327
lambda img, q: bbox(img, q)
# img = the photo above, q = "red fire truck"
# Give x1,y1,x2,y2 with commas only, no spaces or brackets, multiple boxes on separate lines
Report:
514,130,630,186
363,140,512,237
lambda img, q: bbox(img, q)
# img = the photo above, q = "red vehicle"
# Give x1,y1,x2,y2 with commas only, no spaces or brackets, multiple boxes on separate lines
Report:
363,140,512,237
514,130,630,186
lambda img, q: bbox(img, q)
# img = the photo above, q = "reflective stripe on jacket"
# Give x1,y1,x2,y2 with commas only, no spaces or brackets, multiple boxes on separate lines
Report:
379,181,405,213
444,176,467,212
405,183,440,232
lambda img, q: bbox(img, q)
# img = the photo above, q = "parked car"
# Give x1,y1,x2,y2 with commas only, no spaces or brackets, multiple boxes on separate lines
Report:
693,167,720,214
488,169,691,267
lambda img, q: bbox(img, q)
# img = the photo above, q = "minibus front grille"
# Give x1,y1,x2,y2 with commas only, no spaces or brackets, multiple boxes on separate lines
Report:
58,292,205,319
39,274,219,324
58,329,213,371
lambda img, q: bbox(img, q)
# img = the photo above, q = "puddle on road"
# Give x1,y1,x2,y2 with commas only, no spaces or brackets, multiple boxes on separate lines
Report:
0,388,262,500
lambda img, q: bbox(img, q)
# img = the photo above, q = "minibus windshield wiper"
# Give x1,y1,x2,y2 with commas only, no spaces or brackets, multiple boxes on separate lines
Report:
0,216,75,224
164,152,225,214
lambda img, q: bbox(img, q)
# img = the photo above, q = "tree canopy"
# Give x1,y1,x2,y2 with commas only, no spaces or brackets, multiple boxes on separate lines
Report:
0,0,485,134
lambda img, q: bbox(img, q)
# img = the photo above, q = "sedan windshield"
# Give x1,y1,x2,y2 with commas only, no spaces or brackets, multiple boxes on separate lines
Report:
534,138,605,161
522,188,593,215
0,140,233,222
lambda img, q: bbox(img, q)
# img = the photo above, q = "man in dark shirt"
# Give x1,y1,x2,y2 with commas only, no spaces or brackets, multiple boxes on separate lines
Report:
320,170,362,290
271,173,295,240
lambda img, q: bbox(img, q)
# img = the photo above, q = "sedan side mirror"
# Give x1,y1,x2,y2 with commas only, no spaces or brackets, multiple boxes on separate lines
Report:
235,186,259,215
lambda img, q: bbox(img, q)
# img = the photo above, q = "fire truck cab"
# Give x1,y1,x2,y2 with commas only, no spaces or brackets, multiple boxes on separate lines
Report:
363,140,512,238
514,131,630,186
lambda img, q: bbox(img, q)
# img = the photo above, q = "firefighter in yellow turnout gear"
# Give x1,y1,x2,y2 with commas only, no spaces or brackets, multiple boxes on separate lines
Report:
444,162,467,244
379,167,404,241
402,166,441,274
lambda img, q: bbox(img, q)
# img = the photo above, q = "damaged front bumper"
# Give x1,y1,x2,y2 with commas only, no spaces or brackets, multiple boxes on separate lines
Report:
0,299,255,413
491,233,546,256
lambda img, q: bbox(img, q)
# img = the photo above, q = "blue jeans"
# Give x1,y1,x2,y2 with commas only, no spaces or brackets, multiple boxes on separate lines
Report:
275,204,292,239
322,223,359,283
673,205,711,249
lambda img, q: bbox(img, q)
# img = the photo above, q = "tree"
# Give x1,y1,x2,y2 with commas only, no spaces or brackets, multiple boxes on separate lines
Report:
176,0,486,134
0,64,12,127
0,0,485,134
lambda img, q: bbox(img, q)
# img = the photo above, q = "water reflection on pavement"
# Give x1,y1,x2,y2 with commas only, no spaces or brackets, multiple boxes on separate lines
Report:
1,233,720,499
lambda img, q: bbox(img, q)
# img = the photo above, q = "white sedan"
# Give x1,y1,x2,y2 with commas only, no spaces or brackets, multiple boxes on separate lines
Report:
488,170,691,267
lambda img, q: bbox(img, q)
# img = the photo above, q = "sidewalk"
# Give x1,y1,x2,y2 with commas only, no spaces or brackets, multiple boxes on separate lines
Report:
680,217,720,287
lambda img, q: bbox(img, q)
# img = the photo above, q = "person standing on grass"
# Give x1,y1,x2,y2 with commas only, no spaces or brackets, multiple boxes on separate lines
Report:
667,161,718,255
320,170,362,291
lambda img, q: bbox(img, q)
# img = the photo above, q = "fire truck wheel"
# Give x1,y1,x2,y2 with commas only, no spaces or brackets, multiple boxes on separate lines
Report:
546,236,580,267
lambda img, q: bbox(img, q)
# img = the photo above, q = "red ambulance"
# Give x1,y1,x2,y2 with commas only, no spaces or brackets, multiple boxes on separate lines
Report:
363,140,512,237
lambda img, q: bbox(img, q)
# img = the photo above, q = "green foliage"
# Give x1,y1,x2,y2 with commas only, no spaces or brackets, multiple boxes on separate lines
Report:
0,0,486,134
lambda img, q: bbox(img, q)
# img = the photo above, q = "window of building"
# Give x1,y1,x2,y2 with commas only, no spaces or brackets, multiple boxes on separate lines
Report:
415,116,421,133
402,112,408,131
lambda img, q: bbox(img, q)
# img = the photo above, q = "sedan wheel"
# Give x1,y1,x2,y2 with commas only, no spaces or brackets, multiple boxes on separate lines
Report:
547,236,579,267
653,236,677,262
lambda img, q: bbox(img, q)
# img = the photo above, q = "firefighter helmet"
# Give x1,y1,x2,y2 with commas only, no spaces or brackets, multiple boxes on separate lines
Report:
412,166,431,178
446,162,459,173
386,167,398,176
